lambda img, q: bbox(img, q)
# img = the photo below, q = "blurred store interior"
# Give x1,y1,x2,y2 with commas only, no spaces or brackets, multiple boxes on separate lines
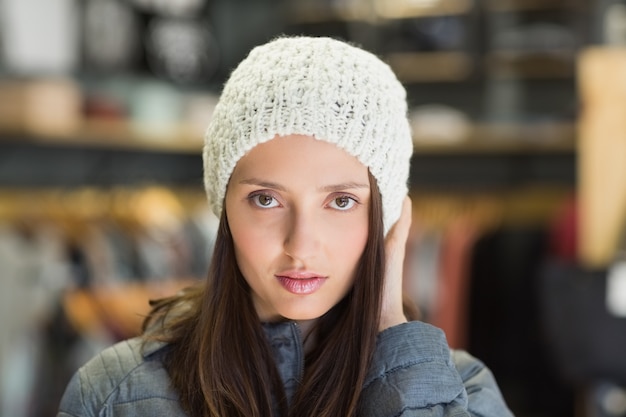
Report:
1,0,626,416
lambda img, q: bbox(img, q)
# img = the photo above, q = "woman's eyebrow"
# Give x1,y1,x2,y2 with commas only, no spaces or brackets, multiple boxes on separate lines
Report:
239,179,368,193
239,178,287,191
320,182,369,192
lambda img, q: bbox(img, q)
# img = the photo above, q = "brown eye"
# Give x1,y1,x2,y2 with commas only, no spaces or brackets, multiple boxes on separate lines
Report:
258,195,273,206
335,197,350,208
330,196,356,211
251,193,279,208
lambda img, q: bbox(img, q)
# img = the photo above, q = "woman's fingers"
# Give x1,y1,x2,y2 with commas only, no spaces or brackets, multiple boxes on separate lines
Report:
380,196,412,331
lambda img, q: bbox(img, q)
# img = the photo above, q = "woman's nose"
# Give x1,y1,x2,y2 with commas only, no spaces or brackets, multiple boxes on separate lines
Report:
283,208,321,263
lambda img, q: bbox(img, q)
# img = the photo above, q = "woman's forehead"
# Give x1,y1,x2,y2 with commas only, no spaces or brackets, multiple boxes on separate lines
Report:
231,135,369,185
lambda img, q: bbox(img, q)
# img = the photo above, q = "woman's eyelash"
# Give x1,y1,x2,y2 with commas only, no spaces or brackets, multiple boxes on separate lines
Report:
247,192,280,208
246,191,361,211
329,194,359,211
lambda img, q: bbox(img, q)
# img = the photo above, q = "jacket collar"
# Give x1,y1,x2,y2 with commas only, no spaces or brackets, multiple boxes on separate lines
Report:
140,320,300,359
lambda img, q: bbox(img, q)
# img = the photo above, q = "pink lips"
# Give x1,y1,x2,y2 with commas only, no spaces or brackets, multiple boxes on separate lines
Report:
275,271,327,295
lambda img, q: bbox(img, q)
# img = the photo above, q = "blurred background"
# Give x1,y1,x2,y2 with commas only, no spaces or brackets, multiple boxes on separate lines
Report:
1,0,626,416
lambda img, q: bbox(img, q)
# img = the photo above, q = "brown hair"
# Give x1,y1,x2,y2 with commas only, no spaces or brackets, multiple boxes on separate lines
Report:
143,171,388,416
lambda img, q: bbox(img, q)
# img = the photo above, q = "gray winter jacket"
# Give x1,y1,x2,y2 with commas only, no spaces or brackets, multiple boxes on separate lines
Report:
57,321,514,416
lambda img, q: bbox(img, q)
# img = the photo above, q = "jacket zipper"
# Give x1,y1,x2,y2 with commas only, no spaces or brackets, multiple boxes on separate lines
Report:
291,321,305,382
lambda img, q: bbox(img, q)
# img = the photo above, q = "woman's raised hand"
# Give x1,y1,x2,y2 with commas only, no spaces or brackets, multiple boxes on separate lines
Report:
379,196,412,332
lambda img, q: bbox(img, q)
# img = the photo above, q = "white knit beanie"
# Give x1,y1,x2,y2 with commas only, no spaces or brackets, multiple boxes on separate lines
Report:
203,36,413,234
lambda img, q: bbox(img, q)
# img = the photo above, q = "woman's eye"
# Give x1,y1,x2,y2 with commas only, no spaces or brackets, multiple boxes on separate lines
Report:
329,196,356,211
251,194,279,208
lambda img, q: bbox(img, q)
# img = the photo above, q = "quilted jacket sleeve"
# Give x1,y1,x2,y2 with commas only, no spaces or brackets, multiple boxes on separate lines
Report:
359,321,514,417
56,338,184,417
56,339,146,417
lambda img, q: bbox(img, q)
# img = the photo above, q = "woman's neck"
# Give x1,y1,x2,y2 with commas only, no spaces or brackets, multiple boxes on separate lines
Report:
297,319,318,355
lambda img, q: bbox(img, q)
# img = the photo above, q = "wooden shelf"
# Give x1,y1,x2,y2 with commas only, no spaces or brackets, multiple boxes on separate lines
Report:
485,0,572,13
287,0,472,24
386,51,473,83
286,3,370,24
486,51,576,79
413,123,576,154
0,119,203,154
373,0,473,19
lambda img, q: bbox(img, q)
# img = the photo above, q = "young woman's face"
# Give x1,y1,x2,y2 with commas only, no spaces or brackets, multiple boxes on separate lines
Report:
225,135,370,322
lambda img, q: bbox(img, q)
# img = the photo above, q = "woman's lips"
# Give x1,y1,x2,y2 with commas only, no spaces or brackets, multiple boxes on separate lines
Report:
275,272,327,295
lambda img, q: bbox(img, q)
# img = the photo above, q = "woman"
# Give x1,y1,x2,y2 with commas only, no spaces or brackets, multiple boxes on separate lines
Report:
58,36,513,417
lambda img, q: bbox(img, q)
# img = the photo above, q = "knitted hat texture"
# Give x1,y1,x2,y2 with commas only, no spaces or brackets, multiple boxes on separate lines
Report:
203,36,413,233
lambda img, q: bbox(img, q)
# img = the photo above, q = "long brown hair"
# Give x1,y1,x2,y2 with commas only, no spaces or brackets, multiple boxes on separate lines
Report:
143,171,386,416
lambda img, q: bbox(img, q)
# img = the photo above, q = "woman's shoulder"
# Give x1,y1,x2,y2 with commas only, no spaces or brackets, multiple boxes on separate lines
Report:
57,337,186,416
80,337,171,392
